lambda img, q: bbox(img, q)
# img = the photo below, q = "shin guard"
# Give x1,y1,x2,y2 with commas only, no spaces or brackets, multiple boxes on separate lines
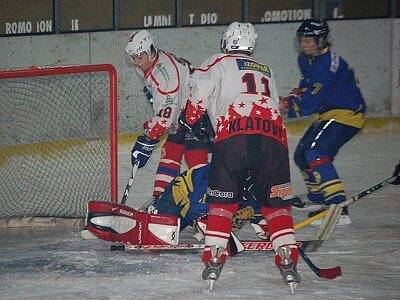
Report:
202,203,239,263
153,141,185,198
306,156,346,204
261,206,297,262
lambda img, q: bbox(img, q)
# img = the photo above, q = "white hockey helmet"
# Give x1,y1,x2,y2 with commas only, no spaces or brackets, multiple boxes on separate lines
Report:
221,22,257,54
125,30,155,57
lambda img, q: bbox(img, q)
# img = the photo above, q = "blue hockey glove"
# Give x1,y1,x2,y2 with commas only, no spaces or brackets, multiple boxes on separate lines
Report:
131,135,157,168
280,95,301,118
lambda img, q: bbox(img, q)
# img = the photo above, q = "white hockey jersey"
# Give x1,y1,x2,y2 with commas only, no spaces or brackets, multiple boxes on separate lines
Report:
138,50,191,140
186,53,288,146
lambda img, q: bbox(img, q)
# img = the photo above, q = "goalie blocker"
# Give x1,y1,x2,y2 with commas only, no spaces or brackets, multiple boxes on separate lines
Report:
86,200,180,245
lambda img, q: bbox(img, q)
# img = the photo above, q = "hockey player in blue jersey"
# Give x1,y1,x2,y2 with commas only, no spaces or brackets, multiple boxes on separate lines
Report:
148,163,269,240
280,18,366,224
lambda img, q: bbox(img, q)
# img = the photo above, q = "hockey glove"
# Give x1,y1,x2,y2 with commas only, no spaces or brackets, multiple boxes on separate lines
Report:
131,135,158,168
280,88,305,118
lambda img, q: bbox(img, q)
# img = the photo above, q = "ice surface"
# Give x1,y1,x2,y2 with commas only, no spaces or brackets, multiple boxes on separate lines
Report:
1,132,399,299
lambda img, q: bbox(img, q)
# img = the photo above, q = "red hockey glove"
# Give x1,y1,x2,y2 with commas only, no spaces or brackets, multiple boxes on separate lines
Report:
279,88,305,118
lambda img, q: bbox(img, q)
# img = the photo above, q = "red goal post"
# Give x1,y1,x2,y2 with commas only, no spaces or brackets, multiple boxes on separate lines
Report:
0,64,118,227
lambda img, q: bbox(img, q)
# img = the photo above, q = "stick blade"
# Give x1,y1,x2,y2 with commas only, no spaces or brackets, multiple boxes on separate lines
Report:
318,266,342,279
80,229,97,240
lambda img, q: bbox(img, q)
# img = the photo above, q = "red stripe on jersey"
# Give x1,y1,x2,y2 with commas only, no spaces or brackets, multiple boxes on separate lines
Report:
194,54,259,73
147,51,181,95
144,52,160,79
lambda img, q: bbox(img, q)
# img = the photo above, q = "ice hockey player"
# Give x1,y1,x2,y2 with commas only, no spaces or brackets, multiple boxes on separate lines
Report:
147,163,269,241
86,163,269,253
125,30,210,200
181,22,300,293
279,18,366,224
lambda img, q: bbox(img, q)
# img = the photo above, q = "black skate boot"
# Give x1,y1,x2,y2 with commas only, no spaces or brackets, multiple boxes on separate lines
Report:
202,245,225,292
276,246,301,294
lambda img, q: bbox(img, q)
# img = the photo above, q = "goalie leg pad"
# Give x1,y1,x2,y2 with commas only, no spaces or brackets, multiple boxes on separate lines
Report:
86,201,180,245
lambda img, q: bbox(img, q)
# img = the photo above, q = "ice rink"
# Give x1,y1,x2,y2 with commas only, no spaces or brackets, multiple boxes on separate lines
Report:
0,131,399,300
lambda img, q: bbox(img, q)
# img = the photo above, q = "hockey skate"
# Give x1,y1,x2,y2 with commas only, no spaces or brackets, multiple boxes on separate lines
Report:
202,245,225,292
276,246,301,294
309,205,351,226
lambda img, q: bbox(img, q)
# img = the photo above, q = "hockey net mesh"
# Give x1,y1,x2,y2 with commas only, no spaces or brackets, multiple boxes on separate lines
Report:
0,65,117,227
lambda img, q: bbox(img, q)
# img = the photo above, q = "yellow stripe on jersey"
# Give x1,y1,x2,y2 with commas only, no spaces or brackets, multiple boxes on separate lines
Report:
315,109,365,128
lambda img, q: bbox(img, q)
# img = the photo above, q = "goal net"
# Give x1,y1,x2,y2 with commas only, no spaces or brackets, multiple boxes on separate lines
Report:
0,64,118,228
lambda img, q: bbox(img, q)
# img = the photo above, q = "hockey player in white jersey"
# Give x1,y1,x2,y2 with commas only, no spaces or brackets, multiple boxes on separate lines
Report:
125,30,209,198
181,22,300,293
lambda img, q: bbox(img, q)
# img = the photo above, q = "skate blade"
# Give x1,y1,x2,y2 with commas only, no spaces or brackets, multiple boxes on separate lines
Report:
207,279,215,292
288,282,297,294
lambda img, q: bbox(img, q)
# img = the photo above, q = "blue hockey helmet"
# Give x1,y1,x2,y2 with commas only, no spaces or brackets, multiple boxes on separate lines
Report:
296,18,329,49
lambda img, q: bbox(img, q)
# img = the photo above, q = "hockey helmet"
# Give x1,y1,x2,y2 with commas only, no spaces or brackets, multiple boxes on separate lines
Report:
296,18,329,49
125,30,155,57
221,22,257,54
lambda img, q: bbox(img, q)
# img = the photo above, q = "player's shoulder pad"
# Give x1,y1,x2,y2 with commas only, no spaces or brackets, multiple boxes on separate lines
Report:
192,54,226,73
150,51,181,94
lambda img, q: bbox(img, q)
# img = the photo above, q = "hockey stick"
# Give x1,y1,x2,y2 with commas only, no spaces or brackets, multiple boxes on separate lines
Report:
110,240,286,251
110,240,341,279
298,247,341,279
303,161,400,252
295,161,400,232
121,160,140,205
81,161,140,240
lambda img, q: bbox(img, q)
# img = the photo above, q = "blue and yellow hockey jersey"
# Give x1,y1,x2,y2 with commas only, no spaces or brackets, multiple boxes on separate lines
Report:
154,164,261,229
289,49,367,128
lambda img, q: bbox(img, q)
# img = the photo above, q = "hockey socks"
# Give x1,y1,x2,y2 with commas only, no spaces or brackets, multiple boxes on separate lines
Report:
261,206,297,253
153,141,185,198
202,203,239,264
184,149,209,169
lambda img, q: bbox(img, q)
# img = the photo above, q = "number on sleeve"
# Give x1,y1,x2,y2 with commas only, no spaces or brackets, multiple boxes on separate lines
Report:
157,107,172,118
